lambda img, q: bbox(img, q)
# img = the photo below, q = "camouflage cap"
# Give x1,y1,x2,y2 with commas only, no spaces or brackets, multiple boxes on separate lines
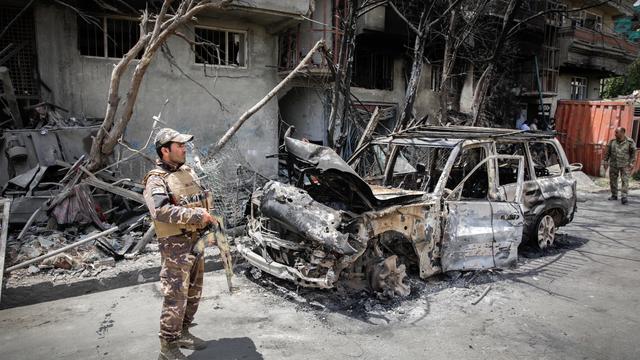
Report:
154,128,194,146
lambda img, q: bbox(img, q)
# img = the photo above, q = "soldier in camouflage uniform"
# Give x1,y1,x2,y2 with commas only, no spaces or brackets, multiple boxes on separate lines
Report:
604,127,637,205
143,128,216,360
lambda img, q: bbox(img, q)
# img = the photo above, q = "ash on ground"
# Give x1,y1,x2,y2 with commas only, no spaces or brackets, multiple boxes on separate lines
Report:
237,230,585,325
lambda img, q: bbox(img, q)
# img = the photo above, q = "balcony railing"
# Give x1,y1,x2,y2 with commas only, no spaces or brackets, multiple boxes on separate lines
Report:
559,26,640,58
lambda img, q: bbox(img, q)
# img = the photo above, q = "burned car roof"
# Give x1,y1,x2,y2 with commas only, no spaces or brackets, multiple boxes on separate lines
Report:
370,137,462,147
371,126,557,143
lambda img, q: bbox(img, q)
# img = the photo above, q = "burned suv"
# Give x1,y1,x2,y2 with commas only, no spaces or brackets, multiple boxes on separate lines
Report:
237,127,577,297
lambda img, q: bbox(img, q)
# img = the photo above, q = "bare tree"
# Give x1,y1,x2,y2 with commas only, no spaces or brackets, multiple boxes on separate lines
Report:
327,0,360,150
471,0,523,125
87,0,233,171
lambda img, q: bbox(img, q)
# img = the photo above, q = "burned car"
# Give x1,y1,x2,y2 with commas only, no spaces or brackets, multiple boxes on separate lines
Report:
237,127,577,296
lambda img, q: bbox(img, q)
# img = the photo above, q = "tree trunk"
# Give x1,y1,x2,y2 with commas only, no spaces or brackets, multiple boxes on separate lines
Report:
382,8,430,185
334,0,359,155
471,0,523,125
438,2,461,124
327,0,358,149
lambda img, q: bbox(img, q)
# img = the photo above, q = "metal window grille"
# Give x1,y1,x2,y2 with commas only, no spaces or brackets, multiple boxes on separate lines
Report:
570,77,588,100
77,16,139,58
194,27,246,67
352,49,393,90
106,18,140,58
0,6,39,99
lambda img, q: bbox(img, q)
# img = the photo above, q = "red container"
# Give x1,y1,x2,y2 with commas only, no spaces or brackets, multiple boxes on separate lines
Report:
555,100,640,176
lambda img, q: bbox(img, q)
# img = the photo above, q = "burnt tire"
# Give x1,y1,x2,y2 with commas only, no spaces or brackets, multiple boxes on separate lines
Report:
369,255,411,298
533,213,556,250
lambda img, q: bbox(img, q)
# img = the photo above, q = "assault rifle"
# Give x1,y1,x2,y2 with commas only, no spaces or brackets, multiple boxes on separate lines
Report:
203,190,233,293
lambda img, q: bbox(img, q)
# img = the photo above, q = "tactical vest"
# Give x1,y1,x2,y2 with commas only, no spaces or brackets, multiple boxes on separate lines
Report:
148,166,208,238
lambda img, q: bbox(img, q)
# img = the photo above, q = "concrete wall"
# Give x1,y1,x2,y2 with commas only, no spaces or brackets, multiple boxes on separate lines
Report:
298,0,333,66
551,73,602,116
35,3,284,181
557,73,602,101
413,63,440,121
279,87,327,143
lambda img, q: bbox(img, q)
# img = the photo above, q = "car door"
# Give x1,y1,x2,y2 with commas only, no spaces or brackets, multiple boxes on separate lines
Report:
441,155,525,272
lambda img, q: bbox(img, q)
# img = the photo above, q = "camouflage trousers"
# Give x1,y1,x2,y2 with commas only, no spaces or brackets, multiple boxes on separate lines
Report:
158,234,204,342
610,166,630,197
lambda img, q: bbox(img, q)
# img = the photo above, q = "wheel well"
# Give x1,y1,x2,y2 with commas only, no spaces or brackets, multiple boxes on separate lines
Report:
542,208,564,225
377,230,419,273
524,207,564,244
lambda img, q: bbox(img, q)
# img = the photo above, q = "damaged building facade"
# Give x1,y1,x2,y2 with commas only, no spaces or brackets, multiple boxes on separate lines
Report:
1,0,319,181
1,0,639,180
515,0,640,122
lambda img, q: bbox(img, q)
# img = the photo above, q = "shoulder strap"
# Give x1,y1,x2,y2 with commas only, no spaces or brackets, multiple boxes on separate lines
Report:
143,168,170,185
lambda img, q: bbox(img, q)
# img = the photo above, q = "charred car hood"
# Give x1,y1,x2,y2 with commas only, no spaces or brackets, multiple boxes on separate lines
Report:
285,137,423,211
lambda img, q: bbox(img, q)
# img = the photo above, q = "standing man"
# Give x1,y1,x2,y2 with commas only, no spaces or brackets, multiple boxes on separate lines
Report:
144,128,216,359
604,127,637,205
514,110,526,130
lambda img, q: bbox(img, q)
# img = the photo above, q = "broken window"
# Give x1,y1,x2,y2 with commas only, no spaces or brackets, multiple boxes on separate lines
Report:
352,49,393,90
194,27,246,67
353,144,453,192
570,77,588,100
77,16,140,58
529,142,563,178
496,142,531,184
445,146,489,200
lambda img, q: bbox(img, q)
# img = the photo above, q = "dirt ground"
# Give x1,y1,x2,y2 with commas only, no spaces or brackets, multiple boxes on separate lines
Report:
0,190,639,360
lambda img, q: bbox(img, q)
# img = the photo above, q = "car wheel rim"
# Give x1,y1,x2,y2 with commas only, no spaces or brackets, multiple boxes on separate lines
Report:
537,214,556,249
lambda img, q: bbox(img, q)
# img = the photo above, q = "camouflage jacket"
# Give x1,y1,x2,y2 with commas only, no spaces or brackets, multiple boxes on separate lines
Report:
604,137,637,167
143,159,206,232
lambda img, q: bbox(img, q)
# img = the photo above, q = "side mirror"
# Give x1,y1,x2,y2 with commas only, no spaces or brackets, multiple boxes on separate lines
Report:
567,163,583,172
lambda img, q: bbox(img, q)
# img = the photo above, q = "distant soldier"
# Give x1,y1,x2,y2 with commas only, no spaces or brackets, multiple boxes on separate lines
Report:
143,128,216,359
604,127,637,205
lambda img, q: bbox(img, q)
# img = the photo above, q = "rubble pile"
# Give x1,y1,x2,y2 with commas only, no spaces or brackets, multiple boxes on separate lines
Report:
5,227,149,278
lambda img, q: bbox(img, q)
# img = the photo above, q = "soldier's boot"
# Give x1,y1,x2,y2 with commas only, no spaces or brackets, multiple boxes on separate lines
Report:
621,197,628,205
158,339,187,360
178,327,207,350
609,195,618,200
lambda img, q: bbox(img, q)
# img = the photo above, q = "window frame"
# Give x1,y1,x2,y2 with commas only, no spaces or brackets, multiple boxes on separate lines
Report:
570,76,588,100
77,15,141,60
570,10,603,32
631,118,640,149
193,25,248,69
527,140,565,179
